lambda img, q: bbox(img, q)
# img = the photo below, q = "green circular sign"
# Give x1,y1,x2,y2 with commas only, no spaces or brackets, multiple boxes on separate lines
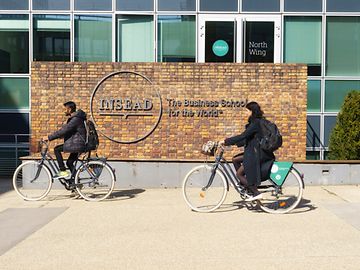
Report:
212,40,229,57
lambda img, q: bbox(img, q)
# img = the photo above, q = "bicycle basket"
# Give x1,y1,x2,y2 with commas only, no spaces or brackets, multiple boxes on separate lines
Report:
201,141,217,156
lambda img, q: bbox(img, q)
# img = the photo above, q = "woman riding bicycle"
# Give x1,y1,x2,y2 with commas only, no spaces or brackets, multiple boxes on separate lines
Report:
220,101,275,201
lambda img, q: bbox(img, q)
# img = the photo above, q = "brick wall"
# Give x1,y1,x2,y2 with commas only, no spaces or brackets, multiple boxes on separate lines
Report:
31,62,307,161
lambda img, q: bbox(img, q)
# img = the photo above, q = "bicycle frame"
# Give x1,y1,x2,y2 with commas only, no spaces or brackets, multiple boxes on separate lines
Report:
36,142,101,187
207,146,297,194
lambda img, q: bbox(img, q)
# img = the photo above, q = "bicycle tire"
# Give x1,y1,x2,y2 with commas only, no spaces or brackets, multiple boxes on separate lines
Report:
74,160,115,201
258,168,304,214
13,161,52,201
182,164,228,213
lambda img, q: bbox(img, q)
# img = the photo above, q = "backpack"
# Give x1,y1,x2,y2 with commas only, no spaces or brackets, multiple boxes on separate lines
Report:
259,118,282,152
84,120,99,151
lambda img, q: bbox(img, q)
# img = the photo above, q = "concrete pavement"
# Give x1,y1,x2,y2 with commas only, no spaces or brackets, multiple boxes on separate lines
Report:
0,180,360,270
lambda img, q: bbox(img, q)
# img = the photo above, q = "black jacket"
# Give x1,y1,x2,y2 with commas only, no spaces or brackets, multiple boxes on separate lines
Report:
224,118,275,187
48,110,87,153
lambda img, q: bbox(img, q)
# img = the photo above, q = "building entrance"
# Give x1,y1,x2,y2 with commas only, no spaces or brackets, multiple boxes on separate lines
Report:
198,15,281,63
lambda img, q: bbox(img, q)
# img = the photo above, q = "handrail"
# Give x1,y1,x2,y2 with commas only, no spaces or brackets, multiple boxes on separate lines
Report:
306,120,327,151
0,134,31,176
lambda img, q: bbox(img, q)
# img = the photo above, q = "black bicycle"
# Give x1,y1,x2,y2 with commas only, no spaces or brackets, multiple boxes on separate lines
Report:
13,140,116,201
182,141,305,214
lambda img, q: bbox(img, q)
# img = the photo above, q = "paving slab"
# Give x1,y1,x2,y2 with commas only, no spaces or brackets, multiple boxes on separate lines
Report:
0,185,359,270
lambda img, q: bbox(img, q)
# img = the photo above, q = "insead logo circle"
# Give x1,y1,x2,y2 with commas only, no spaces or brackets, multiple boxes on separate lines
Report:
90,71,162,144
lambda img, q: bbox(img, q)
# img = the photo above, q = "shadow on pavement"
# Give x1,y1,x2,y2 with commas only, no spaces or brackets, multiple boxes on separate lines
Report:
0,178,13,196
106,188,146,201
214,198,317,214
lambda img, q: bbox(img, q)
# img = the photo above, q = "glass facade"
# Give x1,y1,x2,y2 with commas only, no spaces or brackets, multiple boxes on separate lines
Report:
117,15,154,62
0,0,360,161
74,15,112,62
326,17,360,76
284,17,321,76
32,0,70,10
157,16,195,62
0,15,29,73
33,15,70,61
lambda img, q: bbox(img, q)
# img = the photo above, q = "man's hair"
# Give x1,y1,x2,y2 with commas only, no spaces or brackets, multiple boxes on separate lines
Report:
63,101,76,112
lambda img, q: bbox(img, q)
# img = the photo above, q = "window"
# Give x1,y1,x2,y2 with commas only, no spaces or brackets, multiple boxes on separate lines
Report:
0,78,29,109
324,116,337,147
306,151,320,160
327,0,360,12
307,116,320,148
326,17,360,76
117,15,154,62
116,0,154,11
284,0,322,12
242,0,279,12
200,0,238,12
33,15,70,61
32,0,70,10
307,80,321,112
157,16,195,62
74,0,112,11
0,15,29,73
0,113,29,134
158,0,196,11
284,17,322,76
325,81,360,112
0,0,28,10
74,15,112,62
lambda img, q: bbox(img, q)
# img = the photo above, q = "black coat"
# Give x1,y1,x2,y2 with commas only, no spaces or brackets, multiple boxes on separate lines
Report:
224,118,275,187
48,110,87,153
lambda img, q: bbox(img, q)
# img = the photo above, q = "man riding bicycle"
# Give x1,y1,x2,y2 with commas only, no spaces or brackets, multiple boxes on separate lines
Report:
43,101,87,179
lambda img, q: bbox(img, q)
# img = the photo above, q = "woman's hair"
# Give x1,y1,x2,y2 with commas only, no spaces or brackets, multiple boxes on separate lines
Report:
246,101,264,122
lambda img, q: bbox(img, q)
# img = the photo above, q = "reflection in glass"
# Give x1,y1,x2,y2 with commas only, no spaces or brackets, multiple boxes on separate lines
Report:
0,15,29,73
0,78,29,109
117,15,154,62
32,0,70,10
307,80,321,112
327,0,360,12
324,116,337,147
326,17,360,76
0,0,28,10
200,0,238,12
116,0,154,11
33,15,70,61
325,81,360,112
242,0,279,11
284,0,322,12
75,0,112,11
158,0,195,11
157,16,195,62
306,116,320,148
284,17,322,76
75,15,112,62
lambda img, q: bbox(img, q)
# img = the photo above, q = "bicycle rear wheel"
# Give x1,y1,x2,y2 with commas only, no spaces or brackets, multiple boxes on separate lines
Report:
259,168,304,214
13,161,52,201
182,165,228,213
74,160,115,201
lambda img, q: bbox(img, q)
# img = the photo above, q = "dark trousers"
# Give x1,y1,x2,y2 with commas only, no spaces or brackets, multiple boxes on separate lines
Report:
54,144,79,173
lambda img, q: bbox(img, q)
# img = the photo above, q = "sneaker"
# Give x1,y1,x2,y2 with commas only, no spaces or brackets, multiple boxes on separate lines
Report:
54,170,70,179
245,193,263,202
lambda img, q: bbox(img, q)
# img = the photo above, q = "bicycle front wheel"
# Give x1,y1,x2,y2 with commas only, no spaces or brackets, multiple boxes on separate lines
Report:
74,160,115,201
13,161,52,201
259,168,304,214
182,165,228,213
